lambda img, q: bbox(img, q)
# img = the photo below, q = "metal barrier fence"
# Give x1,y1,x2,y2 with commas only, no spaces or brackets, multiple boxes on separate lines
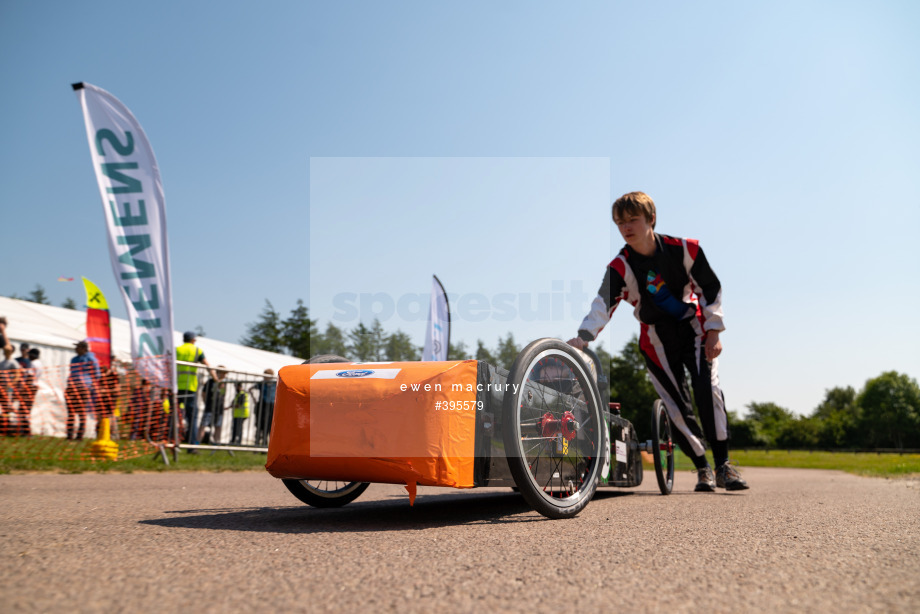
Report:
173,361,277,456
0,356,277,463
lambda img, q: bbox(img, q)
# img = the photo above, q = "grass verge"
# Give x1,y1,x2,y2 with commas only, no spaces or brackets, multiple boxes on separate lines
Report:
0,438,267,474
643,448,920,478
5,439,919,477
727,449,920,477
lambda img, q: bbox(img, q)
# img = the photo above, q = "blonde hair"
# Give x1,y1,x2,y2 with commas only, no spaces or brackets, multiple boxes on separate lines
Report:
612,191,656,229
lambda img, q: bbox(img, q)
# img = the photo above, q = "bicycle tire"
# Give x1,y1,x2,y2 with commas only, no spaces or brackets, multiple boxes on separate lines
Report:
651,399,675,495
502,338,608,519
282,479,370,508
281,354,371,508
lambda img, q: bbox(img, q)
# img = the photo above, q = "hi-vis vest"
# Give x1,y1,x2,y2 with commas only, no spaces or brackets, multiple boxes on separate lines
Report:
233,391,250,419
176,343,202,392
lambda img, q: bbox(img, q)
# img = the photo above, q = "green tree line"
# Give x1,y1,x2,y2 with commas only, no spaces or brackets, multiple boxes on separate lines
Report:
733,372,920,449
242,301,920,450
240,300,533,368
6,284,77,309
602,336,920,450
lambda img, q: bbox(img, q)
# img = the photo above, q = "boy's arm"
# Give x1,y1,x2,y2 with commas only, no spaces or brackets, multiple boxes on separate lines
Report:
685,240,725,361
568,262,626,348
704,330,722,361
686,241,724,334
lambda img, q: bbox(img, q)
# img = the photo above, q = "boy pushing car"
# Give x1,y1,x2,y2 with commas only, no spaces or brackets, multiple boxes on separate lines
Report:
568,191,748,491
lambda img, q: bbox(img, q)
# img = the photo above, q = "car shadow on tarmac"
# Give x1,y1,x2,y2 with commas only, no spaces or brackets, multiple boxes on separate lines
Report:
140,489,638,533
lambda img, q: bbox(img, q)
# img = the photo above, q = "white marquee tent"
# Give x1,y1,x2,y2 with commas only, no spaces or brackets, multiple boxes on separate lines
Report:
1,296,304,438
1,295,304,375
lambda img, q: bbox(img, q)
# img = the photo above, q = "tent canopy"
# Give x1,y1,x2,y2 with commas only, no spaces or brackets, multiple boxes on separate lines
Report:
1,296,303,377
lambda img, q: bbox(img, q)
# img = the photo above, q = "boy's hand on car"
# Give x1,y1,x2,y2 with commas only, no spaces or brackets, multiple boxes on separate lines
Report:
567,337,588,350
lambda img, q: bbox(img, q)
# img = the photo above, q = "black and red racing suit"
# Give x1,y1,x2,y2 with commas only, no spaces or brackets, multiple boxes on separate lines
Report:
577,232,729,467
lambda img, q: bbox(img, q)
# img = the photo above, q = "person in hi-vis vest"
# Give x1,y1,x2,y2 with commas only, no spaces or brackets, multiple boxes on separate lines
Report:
176,331,214,448
230,381,250,445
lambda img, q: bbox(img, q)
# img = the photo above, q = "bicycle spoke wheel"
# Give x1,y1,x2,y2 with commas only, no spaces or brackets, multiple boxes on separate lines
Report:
503,338,608,519
281,353,370,508
283,479,370,508
652,399,674,495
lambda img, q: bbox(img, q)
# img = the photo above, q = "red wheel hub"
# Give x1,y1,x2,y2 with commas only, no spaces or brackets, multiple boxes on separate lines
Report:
539,411,579,440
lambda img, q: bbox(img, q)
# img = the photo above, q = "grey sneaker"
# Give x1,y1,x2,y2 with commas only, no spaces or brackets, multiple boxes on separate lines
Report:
716,462,749,490
694,467,716,492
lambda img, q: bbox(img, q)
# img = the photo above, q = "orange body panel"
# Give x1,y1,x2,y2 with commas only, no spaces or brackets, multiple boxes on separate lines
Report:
265,360,479,489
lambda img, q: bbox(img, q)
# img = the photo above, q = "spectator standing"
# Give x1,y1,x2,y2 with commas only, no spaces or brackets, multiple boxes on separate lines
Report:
175,331,214,449
129,377,158,441
65,340,100,440
151,387,171,442
27,348,43,382
15,343,31,369
0,345,21,436
253,368,277,446
198,366,228,445
230,381,249,445
27,349,43,431
14,343,36,436
0,317,9,351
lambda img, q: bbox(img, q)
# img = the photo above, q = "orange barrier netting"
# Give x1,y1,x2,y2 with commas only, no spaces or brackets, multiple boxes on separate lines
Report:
0,356,172,461
0,355,279,462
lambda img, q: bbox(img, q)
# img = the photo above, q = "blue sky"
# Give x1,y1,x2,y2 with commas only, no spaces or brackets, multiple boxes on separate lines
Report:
1,1,918,416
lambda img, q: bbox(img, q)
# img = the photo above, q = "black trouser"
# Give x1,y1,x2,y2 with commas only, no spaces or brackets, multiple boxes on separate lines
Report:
255,400,273,446
231,417,244,444
16,383,37,436
639,317,730,468
177,390,199,444
0,385,12,436
65,383,92,440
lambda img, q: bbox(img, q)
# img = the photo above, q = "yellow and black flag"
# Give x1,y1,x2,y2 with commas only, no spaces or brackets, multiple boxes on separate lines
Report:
82,277,112,368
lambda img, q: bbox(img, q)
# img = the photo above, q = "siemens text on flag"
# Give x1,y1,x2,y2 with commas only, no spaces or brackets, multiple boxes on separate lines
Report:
73,82,175,389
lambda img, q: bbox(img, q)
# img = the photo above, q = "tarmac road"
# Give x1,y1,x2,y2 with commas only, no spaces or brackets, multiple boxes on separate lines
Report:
1,467,918,613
